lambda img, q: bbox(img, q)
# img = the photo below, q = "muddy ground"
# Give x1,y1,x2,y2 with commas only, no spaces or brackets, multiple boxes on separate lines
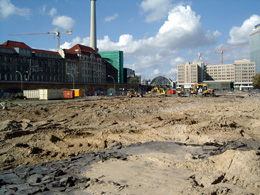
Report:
0,92,260,194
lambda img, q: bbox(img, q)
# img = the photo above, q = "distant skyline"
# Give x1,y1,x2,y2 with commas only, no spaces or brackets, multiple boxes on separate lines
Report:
1,0,260,80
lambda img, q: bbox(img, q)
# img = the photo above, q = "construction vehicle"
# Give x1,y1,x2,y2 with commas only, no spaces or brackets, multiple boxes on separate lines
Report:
126,88,143,97
10,93,28,100
176,85,186,97
150,87,166,96
189,83,215,97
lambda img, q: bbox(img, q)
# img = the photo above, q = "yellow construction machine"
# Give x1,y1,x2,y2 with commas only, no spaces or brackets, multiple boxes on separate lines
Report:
150,87,166,96
189,83,215,97
126,88,143,97
176,85,186,96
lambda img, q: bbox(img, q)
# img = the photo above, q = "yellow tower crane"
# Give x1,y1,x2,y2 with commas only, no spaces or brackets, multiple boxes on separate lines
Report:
9,29,72,51
212,44,250,64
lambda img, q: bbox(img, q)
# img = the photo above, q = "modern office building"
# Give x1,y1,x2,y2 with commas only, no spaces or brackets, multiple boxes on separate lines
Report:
105,61,118,84
205,64,234,81
249,24,260,74
177,62,205,87
124,68,135,83
99,51,124,84
233,60,255,89
177,60,255,90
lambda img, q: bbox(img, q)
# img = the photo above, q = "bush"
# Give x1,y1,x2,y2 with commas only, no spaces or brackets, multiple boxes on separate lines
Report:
252,74,260,89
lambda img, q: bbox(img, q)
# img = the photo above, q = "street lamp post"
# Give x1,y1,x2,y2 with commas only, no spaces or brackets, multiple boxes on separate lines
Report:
108,75,116,95
16,71,23,93
108,75,115,88
67,73,75,89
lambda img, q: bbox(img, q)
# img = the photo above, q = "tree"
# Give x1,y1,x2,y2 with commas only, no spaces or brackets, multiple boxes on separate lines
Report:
252,74,260,89
128,77,139,84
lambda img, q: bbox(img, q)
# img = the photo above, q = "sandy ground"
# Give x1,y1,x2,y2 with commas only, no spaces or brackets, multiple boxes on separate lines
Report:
0,92,260,194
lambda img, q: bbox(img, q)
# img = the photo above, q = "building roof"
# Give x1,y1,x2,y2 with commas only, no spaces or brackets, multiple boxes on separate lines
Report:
1,40,63,58
67,44,101,58
1,41,102,60
2,40,31,49
0,44,16,51
66,53,78,60
32,49,59,56
151,76,173,86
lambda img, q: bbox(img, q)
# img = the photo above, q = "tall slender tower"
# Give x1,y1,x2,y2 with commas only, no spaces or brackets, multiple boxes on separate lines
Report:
90,0,97,51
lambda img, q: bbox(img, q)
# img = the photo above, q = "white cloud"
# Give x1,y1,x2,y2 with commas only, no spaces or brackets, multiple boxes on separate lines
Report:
150,69,160,78
0,0,31,19
42,5,57,17
228,15,260,45
158,5,197,35
155,5,217,49
42,5,47,14
213,30,221,37
153,69,160,75
105,13,118,22
61,37,83,49
170,57,185,66
141,0,173,23
117,34,133,47
49,8,57,17
96,6,216,55
61,36,92,49
162,68,178,80
52,15,75,29
61,5,218,79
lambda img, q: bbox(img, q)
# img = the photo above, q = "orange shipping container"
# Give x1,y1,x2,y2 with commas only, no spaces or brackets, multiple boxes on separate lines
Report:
64,90,74,99
74,89,83,97
169,90,176,94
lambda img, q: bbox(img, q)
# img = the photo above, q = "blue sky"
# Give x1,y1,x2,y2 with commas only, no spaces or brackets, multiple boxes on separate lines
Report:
1,0,260,80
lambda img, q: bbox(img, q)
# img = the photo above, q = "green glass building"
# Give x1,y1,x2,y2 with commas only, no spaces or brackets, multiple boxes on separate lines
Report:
99,51,124,83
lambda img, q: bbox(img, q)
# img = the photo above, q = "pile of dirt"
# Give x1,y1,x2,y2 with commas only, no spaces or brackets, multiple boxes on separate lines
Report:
179,149,260,194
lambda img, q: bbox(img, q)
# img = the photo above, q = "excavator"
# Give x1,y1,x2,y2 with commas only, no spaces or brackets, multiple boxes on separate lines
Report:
176,85,186,97
126,88,143,97
150,87,166,96
189,83,215,97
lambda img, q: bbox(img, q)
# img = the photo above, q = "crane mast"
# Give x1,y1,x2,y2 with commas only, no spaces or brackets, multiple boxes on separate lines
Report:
9,29,72,51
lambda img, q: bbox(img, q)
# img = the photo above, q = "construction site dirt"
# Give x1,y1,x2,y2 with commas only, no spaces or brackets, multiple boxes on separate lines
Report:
0,92,260,194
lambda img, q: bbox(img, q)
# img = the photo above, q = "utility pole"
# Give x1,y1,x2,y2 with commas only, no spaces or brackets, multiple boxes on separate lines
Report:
16,71,23,93
108,75,116,94
67,73,75,89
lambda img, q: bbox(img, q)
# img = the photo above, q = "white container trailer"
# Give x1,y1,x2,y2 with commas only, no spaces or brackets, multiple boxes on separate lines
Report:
39,89,64,100
23,90,40,99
